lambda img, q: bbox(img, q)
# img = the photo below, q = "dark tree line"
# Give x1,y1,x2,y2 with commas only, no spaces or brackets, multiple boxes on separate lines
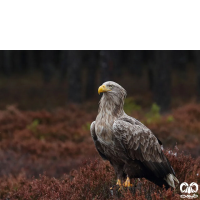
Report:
0,50,200,112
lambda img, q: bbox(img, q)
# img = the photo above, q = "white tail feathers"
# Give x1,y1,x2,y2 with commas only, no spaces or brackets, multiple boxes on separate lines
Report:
164,174,179,188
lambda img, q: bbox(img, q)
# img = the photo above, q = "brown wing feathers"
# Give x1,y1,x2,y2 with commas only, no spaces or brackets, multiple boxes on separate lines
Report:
90,122,108,160
113,119,175,178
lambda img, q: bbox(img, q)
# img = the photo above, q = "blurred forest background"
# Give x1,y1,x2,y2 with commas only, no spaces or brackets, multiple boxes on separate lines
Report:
0,50,200,199
0,50,200,111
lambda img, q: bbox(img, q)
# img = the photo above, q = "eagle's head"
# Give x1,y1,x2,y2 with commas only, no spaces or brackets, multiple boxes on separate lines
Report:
97,81,126,118
98,81,127,104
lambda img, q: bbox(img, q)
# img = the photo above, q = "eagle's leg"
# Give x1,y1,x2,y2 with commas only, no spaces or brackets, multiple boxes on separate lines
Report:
110,179,122,190
110,162,125,190
114,177,133,191
116,179,122,186
123,176,133,187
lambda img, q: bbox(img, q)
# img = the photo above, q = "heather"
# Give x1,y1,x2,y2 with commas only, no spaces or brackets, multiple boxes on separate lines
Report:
0,103,200,199
1,152,200,199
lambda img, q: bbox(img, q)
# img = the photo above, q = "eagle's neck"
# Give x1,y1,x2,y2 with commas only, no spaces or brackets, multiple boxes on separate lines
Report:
98,94,124,119
95,94,124,143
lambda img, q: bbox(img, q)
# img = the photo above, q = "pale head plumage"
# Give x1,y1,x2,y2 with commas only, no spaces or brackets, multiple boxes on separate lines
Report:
98,81,127,117
95,81,127,144
99,81,127,99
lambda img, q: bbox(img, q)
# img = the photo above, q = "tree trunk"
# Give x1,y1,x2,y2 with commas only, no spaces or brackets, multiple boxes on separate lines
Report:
194,50,200,101
129,50,143,76
100,50,112,83
147,51,155,91
0,51,3,72
13,50,22,72
41,50,54,83
67,50,82,103
172,50,188,80
111,50,122,77
3,50,12,76
153,50,171,113
26,50,36,71
85,51,97,99
59,50,68,82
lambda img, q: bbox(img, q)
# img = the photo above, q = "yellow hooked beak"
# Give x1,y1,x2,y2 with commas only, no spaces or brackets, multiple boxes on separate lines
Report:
98,85,111,95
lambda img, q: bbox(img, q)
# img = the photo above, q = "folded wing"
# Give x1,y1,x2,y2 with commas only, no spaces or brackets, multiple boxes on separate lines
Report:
90,121,108,160
113,118,175,178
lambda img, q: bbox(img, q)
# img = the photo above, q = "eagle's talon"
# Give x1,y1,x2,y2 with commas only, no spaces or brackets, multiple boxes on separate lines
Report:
123,176,133,188
110,178,133,192
109,184,121,193
118,186,123,191
116,179,124,191
110,185,116,190
116,179,122,185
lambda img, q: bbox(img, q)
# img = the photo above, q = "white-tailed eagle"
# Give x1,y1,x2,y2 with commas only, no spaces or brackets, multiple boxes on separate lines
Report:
90,81,179,190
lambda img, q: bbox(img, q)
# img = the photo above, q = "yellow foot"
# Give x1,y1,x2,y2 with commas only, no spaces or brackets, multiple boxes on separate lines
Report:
116,179,124,191
116,179,122,186
110,179,120,190
110,179,123,190
123,177,133,187
110,177,133,191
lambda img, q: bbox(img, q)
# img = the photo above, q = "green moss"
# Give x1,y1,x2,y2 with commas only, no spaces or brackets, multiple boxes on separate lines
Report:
83,122,91,131
145,103,161,124
27,119,39,132
124,97,141,114
167,115,174,122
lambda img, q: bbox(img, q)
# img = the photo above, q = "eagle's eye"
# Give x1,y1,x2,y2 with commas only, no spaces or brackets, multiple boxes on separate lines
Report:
108,85,113,89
